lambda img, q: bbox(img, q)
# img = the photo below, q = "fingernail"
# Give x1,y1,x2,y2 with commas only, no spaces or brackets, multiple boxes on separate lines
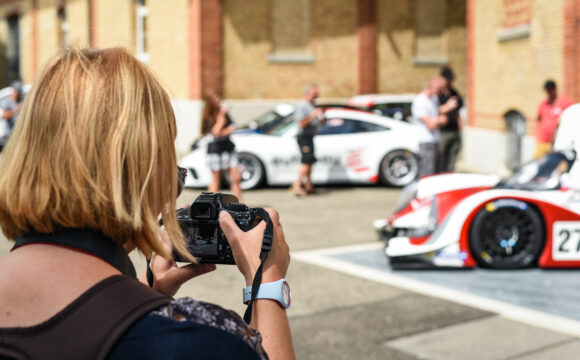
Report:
219,211,226,219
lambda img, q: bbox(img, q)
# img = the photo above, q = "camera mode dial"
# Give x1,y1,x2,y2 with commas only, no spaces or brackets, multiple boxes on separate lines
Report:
227,203,248,212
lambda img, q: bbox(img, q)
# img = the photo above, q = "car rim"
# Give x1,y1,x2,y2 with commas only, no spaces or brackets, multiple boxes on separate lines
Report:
478,207,539,265
238,155,262,189
383,151,417,186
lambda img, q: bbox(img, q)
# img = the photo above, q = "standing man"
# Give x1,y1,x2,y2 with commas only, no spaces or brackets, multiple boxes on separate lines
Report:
438,67,463,172
412,77,457,177
535,80,572,158
292,84,324,198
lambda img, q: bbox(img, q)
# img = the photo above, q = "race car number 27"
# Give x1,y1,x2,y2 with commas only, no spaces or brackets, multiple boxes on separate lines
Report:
553,221,580,261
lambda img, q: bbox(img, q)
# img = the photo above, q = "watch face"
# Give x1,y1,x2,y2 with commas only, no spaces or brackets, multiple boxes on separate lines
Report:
282,281,291,307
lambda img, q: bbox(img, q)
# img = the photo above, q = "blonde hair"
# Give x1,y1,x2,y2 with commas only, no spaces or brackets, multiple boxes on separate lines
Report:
0,47,191,261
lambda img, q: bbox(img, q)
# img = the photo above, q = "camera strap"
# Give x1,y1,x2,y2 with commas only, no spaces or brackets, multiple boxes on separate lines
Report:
12,228,137,279
243,207,274,324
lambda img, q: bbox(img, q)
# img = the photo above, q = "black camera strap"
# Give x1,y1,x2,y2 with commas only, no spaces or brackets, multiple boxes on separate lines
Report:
243,207,274,324
13,228,137,279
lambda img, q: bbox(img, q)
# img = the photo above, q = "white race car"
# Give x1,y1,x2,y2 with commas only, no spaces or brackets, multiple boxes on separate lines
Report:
378,104,580,269
181,108,421,189
347,93,415,122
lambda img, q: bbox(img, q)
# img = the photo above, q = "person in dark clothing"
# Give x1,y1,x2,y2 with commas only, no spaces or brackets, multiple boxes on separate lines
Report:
437,67,463,172
292,84,325,197
201,90,243,201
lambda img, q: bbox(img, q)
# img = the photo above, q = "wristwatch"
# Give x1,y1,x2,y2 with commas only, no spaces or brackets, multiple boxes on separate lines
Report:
243,279,291,309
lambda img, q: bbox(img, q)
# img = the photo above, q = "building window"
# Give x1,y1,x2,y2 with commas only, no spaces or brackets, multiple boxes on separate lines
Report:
412,0,447,66
6,14,20,81
268,0,314,64
498,0,532,42
57,0,69,46
135,0,149,63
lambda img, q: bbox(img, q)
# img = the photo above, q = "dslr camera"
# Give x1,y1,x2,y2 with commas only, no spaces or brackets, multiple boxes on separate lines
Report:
175,192,261,264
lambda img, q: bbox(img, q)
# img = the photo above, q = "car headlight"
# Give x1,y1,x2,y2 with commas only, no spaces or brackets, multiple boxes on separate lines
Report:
400,196,438,238
394,181,418,213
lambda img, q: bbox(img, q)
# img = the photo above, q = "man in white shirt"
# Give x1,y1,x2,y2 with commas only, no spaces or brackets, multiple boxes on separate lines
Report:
412,77,457,177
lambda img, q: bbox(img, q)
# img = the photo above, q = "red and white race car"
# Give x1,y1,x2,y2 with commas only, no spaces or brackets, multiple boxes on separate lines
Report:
375,104,580,269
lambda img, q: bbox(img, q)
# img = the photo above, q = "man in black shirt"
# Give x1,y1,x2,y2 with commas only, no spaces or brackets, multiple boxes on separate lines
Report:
438,67,463,172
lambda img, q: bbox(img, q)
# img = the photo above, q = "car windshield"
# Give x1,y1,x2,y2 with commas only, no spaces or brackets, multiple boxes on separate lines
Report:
268,118,296,136
254,111,283,128
499,151,576,190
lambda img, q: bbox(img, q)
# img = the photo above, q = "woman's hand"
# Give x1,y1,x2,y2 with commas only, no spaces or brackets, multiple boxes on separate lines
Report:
221,208,296,359
219,208,290,286
142,231,216,297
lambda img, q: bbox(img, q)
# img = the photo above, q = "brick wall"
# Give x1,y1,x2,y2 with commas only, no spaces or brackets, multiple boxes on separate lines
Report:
199,0,223,96
148,0,189,99
471,0,564,134
376,0,467,96
223,0,357,99
358,0,377,94
563,0,580,102
95,0,132,49
67,0,90,46
0,0,193,98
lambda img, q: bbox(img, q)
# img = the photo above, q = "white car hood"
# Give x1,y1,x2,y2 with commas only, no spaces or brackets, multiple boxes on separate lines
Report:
416,173,501,199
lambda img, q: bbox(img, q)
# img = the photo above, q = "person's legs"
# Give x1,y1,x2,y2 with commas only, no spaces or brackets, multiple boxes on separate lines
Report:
206,152,222,193
418,142,437,178
445,133,461,172
439,131,461,172
304,164,314,193
293,165,308,196
294,135,316,196
227,166,243,201
438,132,451,172
208,170,222,193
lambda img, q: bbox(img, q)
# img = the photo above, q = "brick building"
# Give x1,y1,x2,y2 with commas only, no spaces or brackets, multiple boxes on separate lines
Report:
222,0,466,99
465,0,580,173
0,0,467,99
0,0,467,155
4,0,578,172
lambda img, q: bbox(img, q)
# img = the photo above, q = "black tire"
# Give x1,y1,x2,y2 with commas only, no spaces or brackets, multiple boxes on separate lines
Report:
378,150,418,187
469,200,544,269
224,152,265,190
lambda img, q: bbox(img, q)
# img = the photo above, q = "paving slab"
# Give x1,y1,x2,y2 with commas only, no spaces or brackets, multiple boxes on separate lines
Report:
330,247,580,323
511,340,580,360
290,292,491,360
386,317,573,360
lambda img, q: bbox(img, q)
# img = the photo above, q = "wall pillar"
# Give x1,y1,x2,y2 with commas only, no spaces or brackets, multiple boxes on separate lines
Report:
357,0,377,95
31,0,37,78
88,0,97,47
563,0,580,102
189,0,223,99
466,0,476,126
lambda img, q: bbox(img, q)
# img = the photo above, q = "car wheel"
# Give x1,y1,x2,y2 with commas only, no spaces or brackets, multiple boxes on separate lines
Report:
379,150,418,187
224,152,265,190
469,200,544,269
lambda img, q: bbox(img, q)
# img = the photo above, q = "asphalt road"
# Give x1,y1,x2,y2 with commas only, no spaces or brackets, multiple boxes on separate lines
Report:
1,186,579,359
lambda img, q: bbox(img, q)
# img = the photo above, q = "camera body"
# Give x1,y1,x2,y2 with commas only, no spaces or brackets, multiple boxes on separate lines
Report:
175,192,260,264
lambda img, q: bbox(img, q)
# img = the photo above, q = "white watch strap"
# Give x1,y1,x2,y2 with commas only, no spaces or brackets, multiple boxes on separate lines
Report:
242,279,291,309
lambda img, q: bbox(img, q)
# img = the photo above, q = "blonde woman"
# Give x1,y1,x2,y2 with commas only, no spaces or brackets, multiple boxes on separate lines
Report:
0,48,293,359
